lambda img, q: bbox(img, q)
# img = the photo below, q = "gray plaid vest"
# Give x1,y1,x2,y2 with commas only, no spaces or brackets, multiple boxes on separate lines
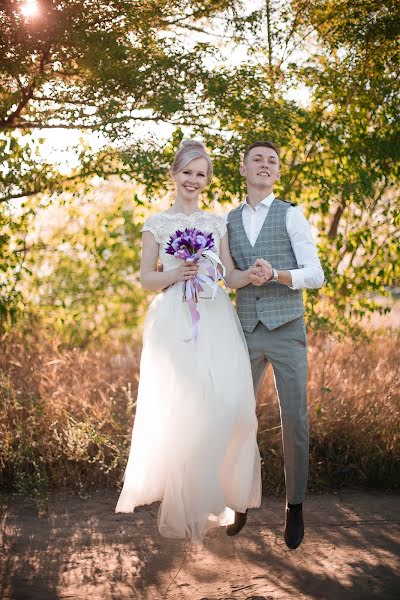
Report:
227,198,304,333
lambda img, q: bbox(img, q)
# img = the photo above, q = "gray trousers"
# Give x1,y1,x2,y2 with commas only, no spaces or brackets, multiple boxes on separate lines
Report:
244,317,309,504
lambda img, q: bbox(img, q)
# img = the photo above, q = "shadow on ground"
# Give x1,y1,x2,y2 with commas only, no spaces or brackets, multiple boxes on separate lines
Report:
1,490,399,600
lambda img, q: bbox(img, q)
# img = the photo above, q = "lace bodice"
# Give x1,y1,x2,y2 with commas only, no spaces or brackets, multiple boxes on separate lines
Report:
142,211,227,271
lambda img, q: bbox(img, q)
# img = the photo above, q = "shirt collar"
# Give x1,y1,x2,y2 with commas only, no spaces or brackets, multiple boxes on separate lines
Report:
241,191,275,211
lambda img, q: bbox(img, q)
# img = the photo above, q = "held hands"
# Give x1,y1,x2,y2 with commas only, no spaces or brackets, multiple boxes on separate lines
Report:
174,258,273,286
248,259,273,286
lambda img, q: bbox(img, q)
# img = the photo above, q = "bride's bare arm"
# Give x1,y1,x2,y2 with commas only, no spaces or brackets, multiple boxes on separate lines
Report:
219,233,264,289
140,231,199,291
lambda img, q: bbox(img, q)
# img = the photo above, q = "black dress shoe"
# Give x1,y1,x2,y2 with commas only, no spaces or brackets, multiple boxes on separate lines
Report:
284,504,304,549
226,510,248,536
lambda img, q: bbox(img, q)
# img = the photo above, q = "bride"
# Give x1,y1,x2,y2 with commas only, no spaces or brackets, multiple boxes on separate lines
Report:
115,139,263,541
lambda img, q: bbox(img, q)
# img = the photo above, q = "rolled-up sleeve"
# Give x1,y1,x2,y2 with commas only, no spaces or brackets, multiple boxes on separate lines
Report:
287,206,324,290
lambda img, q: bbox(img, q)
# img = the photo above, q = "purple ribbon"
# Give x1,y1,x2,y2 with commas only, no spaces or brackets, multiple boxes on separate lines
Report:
182,254,224,342
184,279,201,340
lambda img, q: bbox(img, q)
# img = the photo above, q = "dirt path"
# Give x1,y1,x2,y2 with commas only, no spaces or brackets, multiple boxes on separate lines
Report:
1,490,399,600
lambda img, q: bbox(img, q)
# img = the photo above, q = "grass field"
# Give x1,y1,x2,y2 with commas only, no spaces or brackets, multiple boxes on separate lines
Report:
1,308,399,499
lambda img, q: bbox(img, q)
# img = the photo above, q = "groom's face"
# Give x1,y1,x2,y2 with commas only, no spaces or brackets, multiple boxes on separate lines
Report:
240,147,280,189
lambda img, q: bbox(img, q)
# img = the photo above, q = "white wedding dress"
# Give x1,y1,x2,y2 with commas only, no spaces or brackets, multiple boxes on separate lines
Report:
115,211,261,541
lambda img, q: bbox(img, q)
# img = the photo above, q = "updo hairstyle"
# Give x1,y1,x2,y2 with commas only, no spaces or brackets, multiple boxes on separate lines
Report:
171,139,213,183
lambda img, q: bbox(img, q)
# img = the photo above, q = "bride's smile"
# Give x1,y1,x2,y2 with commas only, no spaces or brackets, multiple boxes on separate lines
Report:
174,157,209,205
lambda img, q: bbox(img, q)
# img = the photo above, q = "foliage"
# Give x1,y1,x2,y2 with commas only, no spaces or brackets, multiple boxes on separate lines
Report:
199,0,400,333
291,0,400,332
24,179,148,346
0,0,238,201
0,0,399,337
0,0,244,330
0,198,29,328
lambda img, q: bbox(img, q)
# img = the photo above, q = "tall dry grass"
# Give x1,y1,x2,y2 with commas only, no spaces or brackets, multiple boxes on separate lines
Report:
257,331,400,494
0,330,140,497
0,327,399,499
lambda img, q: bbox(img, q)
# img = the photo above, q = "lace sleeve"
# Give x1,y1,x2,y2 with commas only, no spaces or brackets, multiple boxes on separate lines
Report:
217,214,228,239
142,214,162,244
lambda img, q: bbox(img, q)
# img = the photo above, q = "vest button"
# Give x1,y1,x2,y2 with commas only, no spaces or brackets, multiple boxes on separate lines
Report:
256,296,260,301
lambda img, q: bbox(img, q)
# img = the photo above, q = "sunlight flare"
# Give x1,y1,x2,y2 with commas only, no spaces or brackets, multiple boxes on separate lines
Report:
20,0,40,18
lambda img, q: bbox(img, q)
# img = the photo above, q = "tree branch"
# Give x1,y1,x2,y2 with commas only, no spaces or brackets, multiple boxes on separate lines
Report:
4,81,36,126
266,0,273,72
0,168,134,204
0,112,202,131
2,47,51,128
327,200,345,239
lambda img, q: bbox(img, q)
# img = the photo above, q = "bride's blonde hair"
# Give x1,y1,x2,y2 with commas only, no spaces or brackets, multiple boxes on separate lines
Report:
171,139,213,182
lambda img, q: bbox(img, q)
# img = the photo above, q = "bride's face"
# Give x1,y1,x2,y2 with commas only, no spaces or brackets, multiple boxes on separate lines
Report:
174,157,209,201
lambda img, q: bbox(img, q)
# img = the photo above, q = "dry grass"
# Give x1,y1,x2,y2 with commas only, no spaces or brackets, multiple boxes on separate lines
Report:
0,326,399,499
257,331,400,494
0,330,140,497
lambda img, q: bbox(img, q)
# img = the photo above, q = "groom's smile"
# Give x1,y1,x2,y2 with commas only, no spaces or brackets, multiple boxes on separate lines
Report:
240,146,281,193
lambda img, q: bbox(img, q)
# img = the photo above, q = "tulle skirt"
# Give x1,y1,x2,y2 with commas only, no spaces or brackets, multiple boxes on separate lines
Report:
115,281,262,541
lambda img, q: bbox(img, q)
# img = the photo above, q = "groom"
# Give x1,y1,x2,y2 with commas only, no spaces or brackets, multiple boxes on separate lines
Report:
226,141,324,549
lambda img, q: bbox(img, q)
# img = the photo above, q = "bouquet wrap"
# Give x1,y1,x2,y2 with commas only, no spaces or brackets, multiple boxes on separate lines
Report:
166,228,225,340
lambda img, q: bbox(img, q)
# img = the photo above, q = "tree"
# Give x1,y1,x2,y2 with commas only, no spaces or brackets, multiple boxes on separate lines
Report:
1,0,399,337
196,0,400,332
0,0,240,201
0,0,243,328
23,179,146,346
289,0,400,330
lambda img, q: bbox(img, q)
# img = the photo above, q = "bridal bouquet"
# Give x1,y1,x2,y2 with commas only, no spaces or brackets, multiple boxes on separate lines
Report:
165,227,225,340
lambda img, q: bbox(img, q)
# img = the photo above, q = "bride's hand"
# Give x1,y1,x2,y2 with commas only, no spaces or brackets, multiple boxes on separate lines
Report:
175,261,199,282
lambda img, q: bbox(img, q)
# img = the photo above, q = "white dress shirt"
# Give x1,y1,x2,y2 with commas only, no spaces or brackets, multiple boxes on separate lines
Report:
241,192,324,290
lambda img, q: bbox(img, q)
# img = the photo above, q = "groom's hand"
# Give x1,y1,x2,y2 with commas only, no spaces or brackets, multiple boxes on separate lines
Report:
254,259,273,282
247,265,266,286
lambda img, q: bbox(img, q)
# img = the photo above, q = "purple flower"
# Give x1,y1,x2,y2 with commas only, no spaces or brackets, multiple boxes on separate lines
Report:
171,239,182,251
165,227,215,260
195,234,207,248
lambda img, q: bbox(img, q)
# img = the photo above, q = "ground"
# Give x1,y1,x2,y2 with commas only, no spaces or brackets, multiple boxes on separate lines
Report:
1,490,399,600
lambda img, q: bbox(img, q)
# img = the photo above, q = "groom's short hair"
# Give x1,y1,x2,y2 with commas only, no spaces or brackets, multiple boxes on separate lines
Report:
243,141,280,162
